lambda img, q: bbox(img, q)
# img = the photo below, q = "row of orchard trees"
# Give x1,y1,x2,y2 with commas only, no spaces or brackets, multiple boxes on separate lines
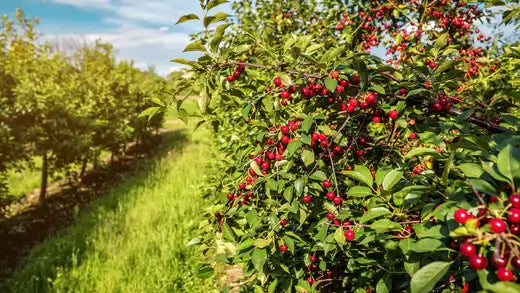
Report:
0,9,166,203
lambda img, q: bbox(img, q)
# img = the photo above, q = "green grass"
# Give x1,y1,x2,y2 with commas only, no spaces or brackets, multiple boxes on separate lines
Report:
4,126,219,293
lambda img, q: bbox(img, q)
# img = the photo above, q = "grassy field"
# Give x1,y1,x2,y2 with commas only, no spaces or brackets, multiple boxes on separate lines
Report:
3,122,220,293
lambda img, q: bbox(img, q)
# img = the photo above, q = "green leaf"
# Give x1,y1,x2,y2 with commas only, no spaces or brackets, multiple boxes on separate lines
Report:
324,77,338,92
302,116,314,132
468,178,497,195
251,248,267,273
497,145,520,184
376,275,392,293
309,171,327,181
375,168,392,185
342,165,373,187
294,177,305,195
409,238,444,253
197,265,215,279
370,85,385,94
435,33,449,49
456,163,484,178
246,209,258,226
286,140,303,156
334,227,345,245
207,0,228,11
347,186,373,197
435,60,459,75
210,23,232,52
410,262,451,293
183,40,206,52
301,149,315,166
382,170,403,190
403,148,440,159
176,14,200,24
138,106,161,120
170,58,197,67
221,222,235,241
404,261,420,277
254,238,272,248
242,103,252,119
370,219,402,233
360,207,391,223
406,88,428,97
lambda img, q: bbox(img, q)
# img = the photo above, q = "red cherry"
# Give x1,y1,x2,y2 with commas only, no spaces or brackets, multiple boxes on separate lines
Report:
509,208,520,223
281,125,290,134
459,243,476,257
331,70,339,79
267,152,275,160
344,229,355,241
310,255,317,263
372,116,381,123
326,212,335,220
489,218,507,233
326,191,335,200
429,61,437,69
409,132,417,139
511,224,520,235
226,75,234,82
336,85,344,93
260,161,269,170
469,255,488,270
302,195,311,203
512,257,520,269
491,255,507,268
399,88,408,95
509,194,520,208
323,180,332,188
279,219,287,227
239,183,246,190
388,110,399,119
497,268,515,281
454,209,469,224
280,90,290,99
279,244,288,252
273,76,282,87
333,196,343,205
306,277,315,285
227,193,234,200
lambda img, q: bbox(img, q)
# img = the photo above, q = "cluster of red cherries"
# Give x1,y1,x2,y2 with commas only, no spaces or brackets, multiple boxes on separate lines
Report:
453,193,520,282
225,62,245,82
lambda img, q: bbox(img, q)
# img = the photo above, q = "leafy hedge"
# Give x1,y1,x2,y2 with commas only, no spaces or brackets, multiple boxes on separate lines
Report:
167,0,520,292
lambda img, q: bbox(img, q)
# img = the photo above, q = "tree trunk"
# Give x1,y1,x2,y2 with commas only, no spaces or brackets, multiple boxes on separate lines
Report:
93,149,100,170
39,152,48,205
80,157,88,178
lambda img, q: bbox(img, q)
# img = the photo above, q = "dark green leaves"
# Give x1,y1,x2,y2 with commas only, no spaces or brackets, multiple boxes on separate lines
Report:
197,265,215,279
410,262,451,293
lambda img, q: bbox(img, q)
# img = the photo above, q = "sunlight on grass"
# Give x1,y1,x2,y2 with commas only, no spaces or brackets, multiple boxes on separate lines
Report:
5,129,218,293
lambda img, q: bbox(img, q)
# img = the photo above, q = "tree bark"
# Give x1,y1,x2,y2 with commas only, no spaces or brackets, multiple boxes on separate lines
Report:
80,157,88,178
39,152,48,205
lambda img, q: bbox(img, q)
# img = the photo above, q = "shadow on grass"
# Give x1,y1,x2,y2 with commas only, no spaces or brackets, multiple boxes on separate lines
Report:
0,130,190,285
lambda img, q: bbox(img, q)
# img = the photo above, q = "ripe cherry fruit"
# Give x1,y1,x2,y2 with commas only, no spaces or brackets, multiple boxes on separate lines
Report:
388,110,399,119
333,196,343,205
454,208,469,224
510,194,520,208
279,244,288,252
279,219,287,227
323,180,332,188
469,255,488,270
496,268,515,281
273,76,282,87
489,218,507,233
302,195,311,203
459,243,476,257
344,229,355,241
508,208,520,223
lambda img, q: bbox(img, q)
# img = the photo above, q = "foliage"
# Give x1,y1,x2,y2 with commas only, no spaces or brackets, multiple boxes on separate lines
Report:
0,9,167,201
169,0,520,292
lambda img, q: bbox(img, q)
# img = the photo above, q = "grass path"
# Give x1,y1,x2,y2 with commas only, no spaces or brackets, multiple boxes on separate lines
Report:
3,127,218,293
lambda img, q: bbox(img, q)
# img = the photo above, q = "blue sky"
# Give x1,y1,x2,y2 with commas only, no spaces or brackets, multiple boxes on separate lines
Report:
0,0,231,76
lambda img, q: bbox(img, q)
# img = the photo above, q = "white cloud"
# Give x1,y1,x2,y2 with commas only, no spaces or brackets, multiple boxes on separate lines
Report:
42,0,230,76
